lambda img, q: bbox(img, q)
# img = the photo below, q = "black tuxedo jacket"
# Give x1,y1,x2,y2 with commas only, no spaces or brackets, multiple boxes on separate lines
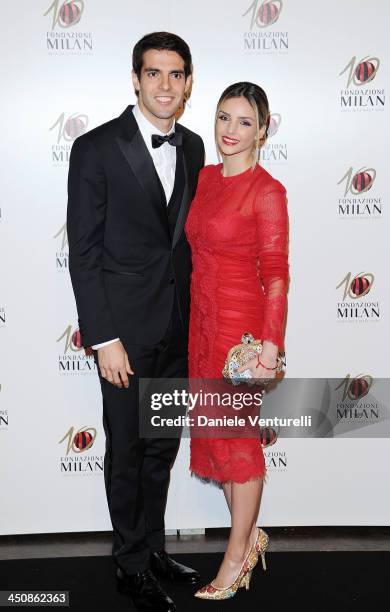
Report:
66,105,205,347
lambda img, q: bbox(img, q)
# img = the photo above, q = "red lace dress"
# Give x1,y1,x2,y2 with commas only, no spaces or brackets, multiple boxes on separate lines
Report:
184,162,289,485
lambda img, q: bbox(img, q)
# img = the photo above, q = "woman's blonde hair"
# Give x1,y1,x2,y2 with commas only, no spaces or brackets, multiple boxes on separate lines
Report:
215,82,270,170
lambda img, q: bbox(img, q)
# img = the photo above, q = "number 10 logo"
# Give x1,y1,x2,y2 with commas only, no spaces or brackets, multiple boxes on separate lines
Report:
44,0,84,30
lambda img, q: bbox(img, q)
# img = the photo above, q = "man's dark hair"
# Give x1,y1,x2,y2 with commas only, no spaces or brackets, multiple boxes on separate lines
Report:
132,31,193,84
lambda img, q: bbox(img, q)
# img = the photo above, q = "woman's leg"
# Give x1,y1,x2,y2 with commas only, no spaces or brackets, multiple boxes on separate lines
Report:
214,477,264,586
222,477,264,551
222,482,232,511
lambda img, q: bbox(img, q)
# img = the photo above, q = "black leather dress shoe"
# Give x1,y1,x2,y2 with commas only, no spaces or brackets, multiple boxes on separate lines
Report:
150,550,201,584
116,567,176,612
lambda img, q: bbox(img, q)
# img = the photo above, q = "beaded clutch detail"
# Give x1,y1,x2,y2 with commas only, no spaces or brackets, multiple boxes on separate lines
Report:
222,332,286,386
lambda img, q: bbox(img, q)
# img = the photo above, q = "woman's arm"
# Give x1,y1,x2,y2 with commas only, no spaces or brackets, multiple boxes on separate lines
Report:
238,182,289,379
255,183,289,360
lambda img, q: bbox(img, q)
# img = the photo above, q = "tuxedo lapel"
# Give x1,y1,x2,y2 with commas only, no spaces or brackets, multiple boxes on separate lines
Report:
114,106,197,250
115,106,170,236
171,124,197,250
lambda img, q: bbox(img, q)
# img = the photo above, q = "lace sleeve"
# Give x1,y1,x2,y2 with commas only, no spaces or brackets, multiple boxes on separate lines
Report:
253,183,289,349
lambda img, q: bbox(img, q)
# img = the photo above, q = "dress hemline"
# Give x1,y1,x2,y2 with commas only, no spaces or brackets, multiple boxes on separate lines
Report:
189,467,268,489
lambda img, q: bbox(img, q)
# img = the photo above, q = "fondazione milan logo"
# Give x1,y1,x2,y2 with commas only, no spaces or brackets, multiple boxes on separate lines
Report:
59,425,103,475
337,166,381,218
44,0,84,30
339,55,385,110
44,0,92,53
336,272,380,322
50,113,89,164
242,0,283,29
57,325,96,374
334,374,380,424
242,0,288,53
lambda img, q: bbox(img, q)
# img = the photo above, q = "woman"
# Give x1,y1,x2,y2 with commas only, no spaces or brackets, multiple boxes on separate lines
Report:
184,82,289,599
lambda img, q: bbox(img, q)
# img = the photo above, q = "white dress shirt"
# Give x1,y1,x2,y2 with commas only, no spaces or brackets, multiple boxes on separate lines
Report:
91,103,177,350
132,103,177,203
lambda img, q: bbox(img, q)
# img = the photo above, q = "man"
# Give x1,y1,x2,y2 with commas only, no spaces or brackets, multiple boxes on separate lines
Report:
67,32,205,612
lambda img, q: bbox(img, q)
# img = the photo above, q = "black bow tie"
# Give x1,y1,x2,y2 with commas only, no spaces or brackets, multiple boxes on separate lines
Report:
151,131,182,149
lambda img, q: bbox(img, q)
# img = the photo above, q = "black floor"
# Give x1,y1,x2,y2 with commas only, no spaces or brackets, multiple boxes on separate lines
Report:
2,527,390,560
1,551,387,611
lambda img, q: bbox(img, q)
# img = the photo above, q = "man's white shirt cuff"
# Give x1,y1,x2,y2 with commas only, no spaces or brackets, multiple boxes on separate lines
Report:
91,338,120,350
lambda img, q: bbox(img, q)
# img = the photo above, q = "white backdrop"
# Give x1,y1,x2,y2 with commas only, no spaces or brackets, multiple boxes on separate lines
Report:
0,0,389,534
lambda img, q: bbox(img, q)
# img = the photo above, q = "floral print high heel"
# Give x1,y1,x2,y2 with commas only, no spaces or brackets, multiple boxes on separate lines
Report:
254,526,269,571
237,526,269,589
194,545,258,600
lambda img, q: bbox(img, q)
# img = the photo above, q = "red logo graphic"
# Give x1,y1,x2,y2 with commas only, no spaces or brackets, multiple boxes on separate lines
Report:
352,170,374,193
59,1,82,26
44,0,84,30
50,112,89,143
339,55,380,87
260,426,278,447
268,113,281,137
338,166,376,196
65,116,86,139
355,60,376,84
57,325,83,353
243,0,283,30
335,374,373,401
59,425,97,454
350,275,371,298
348,376,371,400
73,429,94,450
71,329,82,349
336,272,374,300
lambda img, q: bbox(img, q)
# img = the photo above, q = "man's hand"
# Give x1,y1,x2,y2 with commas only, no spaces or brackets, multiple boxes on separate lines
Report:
97,340,134,388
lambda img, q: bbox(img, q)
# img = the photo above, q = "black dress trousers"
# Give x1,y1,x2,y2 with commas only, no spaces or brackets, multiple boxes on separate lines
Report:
93,291,188,574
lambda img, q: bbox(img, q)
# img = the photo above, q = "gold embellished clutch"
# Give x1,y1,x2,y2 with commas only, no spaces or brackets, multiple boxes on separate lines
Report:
222,332,286,386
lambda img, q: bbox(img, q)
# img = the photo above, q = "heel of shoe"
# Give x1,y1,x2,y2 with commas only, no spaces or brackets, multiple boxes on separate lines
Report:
260,551,267,571
239,568,253,590
255,528,269,569
244,569,252,590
